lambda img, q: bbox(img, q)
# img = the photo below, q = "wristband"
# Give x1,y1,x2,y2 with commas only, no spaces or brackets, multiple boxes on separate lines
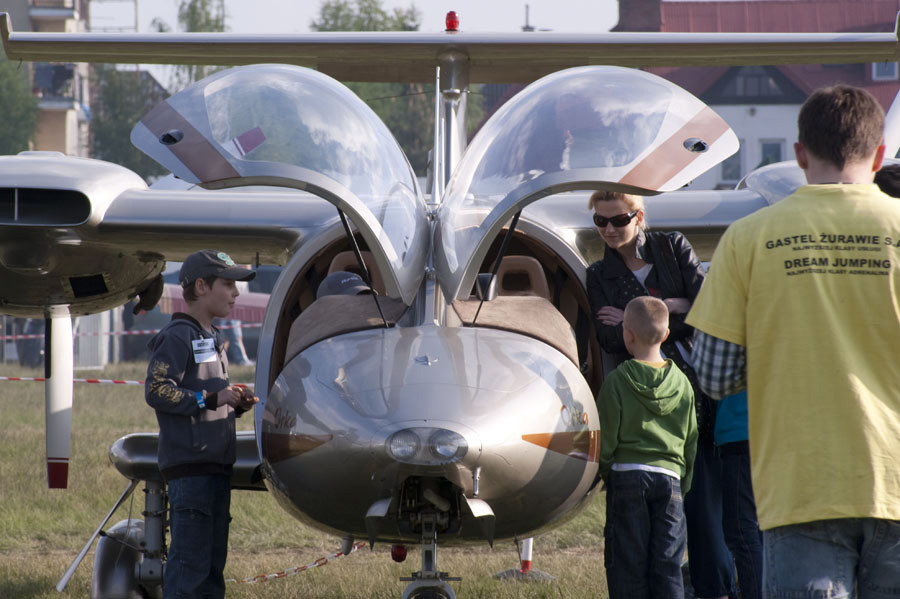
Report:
195,391,206,409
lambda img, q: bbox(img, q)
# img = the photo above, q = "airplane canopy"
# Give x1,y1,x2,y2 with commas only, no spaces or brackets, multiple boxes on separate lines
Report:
131,64,428,303
435,66,739,300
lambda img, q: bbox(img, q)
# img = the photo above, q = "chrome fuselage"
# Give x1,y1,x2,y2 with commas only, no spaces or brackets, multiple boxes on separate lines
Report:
261,323,599,544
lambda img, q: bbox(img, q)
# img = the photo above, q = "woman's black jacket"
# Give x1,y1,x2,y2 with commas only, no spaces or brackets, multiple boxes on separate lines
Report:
586,229,705,366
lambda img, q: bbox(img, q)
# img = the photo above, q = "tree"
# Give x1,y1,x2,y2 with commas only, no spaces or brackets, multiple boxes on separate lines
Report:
311,0,420,31
90,65,168,181
151,0,227,91
89,0,226,181
0,58,38,155
311,0,485,177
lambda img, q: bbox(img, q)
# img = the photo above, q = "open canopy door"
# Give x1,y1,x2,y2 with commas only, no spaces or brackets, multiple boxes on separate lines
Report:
131,64,429,303
435,66,739,300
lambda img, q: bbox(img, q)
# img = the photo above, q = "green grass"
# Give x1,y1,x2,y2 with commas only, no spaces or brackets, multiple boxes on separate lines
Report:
0,362,608,598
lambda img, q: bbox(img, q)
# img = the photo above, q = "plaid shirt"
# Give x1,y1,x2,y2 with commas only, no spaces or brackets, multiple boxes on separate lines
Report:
691,331,747,399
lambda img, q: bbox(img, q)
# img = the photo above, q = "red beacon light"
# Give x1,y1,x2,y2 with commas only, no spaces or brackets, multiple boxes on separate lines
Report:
445,11,460,32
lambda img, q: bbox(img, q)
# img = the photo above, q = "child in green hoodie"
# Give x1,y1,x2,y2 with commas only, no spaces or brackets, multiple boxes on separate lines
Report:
598,296,698,599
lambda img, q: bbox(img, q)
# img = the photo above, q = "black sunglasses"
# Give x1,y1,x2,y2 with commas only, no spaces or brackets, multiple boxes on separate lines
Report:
593,210,639,228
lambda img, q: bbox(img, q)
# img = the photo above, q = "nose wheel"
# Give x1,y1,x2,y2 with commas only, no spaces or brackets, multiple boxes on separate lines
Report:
400,514,460,599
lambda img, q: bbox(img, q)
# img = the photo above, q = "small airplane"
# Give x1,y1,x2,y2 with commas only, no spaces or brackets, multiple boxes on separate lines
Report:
2,11,899,599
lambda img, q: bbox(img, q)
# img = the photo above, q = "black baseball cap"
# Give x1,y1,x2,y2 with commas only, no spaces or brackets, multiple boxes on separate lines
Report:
179,250,256,287
316,271,371,299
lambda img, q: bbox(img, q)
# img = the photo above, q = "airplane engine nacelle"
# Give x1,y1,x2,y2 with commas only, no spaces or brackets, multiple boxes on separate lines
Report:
0,152,164,317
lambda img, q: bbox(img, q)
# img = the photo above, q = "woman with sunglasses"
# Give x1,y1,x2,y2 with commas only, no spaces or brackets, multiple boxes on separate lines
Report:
587,189,737,599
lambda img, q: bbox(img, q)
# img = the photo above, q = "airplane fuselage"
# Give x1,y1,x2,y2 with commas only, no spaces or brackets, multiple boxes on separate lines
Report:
261,322,599,544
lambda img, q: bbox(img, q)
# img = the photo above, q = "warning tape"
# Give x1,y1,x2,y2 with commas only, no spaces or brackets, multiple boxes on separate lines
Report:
0,322,262,341
226,542,367,584
0,376,254,388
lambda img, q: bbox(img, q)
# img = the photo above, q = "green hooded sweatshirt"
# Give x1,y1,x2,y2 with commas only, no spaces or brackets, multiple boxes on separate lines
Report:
597,359,698,492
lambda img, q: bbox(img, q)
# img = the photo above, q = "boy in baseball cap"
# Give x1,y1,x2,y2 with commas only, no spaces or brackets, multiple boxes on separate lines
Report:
145,250,256,598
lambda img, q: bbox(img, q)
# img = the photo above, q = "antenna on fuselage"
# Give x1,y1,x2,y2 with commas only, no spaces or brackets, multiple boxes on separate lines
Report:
337,209,389,328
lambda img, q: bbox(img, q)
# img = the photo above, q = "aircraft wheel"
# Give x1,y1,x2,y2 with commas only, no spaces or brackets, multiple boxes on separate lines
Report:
91,519,160,599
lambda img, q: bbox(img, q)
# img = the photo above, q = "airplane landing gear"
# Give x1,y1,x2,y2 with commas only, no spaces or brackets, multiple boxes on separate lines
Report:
400,514,460,599
91,480,165,599
57,479,165,599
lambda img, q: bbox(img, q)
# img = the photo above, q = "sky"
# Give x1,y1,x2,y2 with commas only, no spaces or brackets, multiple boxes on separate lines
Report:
89,0,620,35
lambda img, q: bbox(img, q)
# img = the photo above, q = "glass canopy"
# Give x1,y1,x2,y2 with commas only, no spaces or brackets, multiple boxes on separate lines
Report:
436,66,738,300
131,64,428,303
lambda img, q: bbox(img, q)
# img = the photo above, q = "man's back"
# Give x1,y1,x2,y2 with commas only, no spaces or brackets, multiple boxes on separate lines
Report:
689,183,900,529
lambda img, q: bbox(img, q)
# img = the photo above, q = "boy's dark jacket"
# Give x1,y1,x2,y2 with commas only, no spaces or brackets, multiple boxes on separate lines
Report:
145,313,245,480
598,359,698,492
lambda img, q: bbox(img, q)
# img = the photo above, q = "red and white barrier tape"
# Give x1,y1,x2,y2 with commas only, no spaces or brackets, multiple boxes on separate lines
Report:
0,376,253,388
225,542,366,584
0,322,262,341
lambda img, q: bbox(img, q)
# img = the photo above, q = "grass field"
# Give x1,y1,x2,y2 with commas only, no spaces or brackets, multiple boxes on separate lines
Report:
0,362,610,598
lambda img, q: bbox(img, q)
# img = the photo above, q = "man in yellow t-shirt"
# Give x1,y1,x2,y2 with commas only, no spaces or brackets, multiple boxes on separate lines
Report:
687,85,900,595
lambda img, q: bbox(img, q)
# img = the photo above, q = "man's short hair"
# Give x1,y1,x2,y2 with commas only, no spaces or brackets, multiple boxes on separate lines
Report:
624,296,669,345
875,163,900,198
798,85,884,170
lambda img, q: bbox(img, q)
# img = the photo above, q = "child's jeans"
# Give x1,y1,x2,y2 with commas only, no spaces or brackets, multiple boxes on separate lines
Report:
604,469,686,599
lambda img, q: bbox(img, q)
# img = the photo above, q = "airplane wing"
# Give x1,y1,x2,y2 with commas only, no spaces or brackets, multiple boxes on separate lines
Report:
2,12,899,82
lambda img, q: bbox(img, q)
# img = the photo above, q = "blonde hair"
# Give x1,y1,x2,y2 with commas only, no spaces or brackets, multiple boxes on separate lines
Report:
588,190,648,230
624,296,669,345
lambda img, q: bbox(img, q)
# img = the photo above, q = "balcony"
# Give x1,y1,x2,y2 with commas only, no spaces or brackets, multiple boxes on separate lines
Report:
29,0,77,23
33,62,79,109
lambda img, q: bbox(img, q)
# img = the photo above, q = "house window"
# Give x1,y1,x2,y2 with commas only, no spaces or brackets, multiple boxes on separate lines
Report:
721,142,743,182
720,66,783,99
758,140,783,168
872,62,899,81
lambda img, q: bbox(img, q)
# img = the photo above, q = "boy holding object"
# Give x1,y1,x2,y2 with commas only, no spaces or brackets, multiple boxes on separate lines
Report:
145,249,258,599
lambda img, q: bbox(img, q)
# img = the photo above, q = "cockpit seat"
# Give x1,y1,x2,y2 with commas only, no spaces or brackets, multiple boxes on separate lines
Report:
452,297,578,366
327,251,385,296
284,294,407,364
495,255,551,299
452,254,576,365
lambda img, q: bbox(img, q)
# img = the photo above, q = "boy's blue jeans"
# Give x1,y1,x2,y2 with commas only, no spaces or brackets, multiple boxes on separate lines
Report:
763,518,900,599
164,474,232,599
604,469,686,599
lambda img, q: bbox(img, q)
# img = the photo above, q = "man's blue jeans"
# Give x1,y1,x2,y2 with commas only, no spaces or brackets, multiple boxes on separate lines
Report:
685,439,738,598
604,469,686,599
721,441,763,599
763,518,900,598
165,474,231,599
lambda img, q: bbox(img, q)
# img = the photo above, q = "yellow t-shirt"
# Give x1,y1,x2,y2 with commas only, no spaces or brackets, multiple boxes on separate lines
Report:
687,184,900,530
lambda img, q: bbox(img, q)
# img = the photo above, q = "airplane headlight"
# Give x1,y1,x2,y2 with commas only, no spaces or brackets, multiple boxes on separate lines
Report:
428,430,467,461
385,428,469,464
387,430,421,461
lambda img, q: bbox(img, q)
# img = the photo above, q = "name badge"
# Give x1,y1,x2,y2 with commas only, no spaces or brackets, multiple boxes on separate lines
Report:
192,338,217,364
